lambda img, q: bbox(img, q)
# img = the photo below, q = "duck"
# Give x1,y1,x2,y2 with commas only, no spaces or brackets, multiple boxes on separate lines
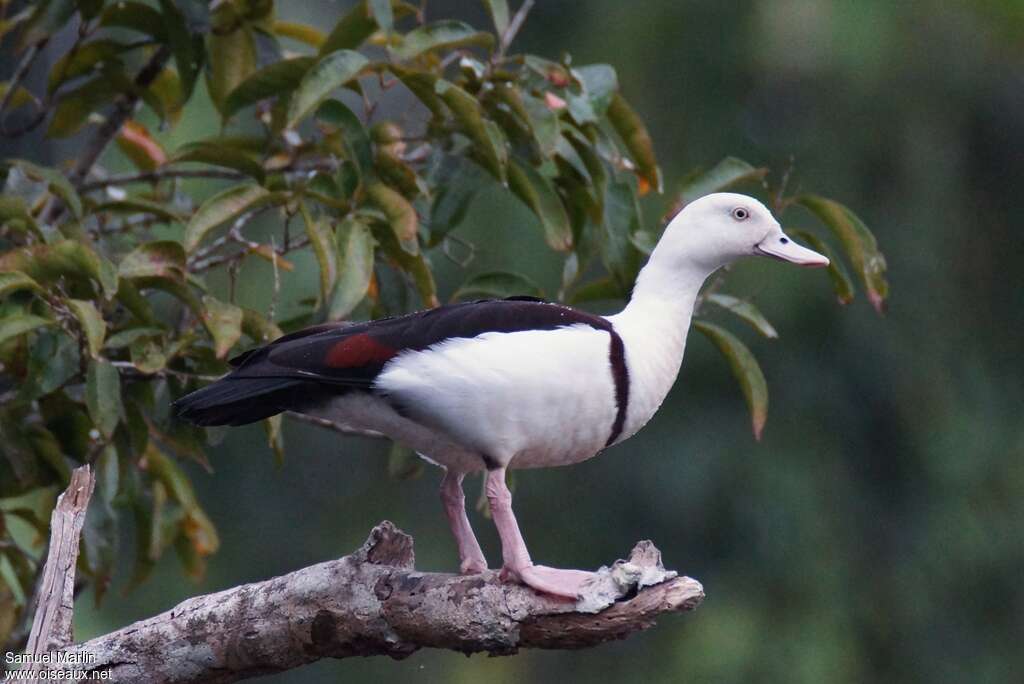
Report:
173,192,829,599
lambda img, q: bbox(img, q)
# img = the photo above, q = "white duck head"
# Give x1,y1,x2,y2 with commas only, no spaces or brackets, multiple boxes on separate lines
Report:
652,192,829,274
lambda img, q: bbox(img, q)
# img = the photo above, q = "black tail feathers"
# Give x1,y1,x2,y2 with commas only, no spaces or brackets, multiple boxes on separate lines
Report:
173,377,303,427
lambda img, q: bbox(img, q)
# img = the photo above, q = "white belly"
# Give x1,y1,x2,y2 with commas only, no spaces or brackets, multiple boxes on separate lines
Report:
373,324,618,470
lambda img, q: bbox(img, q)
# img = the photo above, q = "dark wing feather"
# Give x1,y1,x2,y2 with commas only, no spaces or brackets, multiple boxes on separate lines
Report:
174,298,612,426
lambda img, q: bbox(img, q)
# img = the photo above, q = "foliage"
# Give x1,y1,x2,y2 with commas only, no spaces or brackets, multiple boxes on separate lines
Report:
0,0,887,649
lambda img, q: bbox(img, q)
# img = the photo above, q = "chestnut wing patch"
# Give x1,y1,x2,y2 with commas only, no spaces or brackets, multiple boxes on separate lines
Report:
324,333,398,368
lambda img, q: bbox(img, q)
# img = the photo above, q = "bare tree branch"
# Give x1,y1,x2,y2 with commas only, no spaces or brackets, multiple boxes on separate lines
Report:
0,38,48,136
80,168,247,192
498,0,535,59
79,160,338,194
31,522,701,683
285,411,388,439
24,465,95,671
67,46,172,188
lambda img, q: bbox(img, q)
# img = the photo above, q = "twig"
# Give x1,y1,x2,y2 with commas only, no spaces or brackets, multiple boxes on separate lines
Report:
108,361,222,383
268,236,280,321
441,234,476,268
24,466,95,671
80,168,246,193
0,38,48,136
285,411,387,440
498,0,535,59
78,160,338,193
43,522,702,682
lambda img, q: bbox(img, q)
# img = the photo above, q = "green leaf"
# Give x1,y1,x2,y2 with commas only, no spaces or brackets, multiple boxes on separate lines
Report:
319,0,415,54
86,359,124,439
19,329,79,400
601,180,643,290
206,25,257,114
521,93,560,157
273,21,326,48
375,152,426,200
300,203,337,303
693,320,768,441
786,229,856,305
146,66,185,125
104,326,163,349
48,67,132,138
183,183,272,253
286,50,368,129
392,20,495,60
679,157,768,206
483,0,510,35
370,218,438,309
157,0,202,100
7,159,83,219
241,308,283,344
607,92,662,193
390,66,445,118
453,271,544,302
369,0,393,32
94,197,183,224
435,79,506,183
507,159,573,251
315,99,373,175
19,0,77,47
795,195,889,313
0,313,53,346
67,298,106,358
0,240,118,299
201,295,243,359
704,294,779,339
143,444,220,557
116,119,168,171
329,217,376,320
130,337,167,374
100,1,166,40
629,229,658,256
118,241,187,281
428,157,489,245
48,39,125,94
387,442,423,480
569,276,626,304
264,415,285,468
0,81,36,110
367,183,418,254
575,64,618,116
0,271,43,299
0,196,41,239
0,579,17,646
222,56,316,120
171,141,266,184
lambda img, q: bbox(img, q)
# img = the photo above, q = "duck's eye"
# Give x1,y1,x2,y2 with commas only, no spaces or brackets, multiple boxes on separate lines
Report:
780,237,789,244
731,207,750,221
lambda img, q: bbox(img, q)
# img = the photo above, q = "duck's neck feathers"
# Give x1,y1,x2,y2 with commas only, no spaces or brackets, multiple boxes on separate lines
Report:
603,243,716,443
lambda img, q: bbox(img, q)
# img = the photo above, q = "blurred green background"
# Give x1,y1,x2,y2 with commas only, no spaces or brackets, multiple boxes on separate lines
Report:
12,0,1022,681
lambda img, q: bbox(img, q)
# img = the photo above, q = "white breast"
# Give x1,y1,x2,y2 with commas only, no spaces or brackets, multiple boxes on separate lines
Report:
374,324,618,470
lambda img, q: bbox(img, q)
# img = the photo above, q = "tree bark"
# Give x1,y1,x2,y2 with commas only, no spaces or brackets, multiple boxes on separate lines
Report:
25,465,95,670
38,522,702,683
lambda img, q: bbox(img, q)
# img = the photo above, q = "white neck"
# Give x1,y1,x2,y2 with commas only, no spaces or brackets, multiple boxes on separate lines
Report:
603,234,718,443
613,228,716,327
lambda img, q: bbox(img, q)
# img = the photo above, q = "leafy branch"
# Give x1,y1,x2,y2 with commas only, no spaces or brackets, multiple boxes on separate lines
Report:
0,0,889,655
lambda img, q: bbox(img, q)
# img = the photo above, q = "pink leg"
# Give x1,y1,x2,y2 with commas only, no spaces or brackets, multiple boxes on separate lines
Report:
485,467,595,599
440,470,487,574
